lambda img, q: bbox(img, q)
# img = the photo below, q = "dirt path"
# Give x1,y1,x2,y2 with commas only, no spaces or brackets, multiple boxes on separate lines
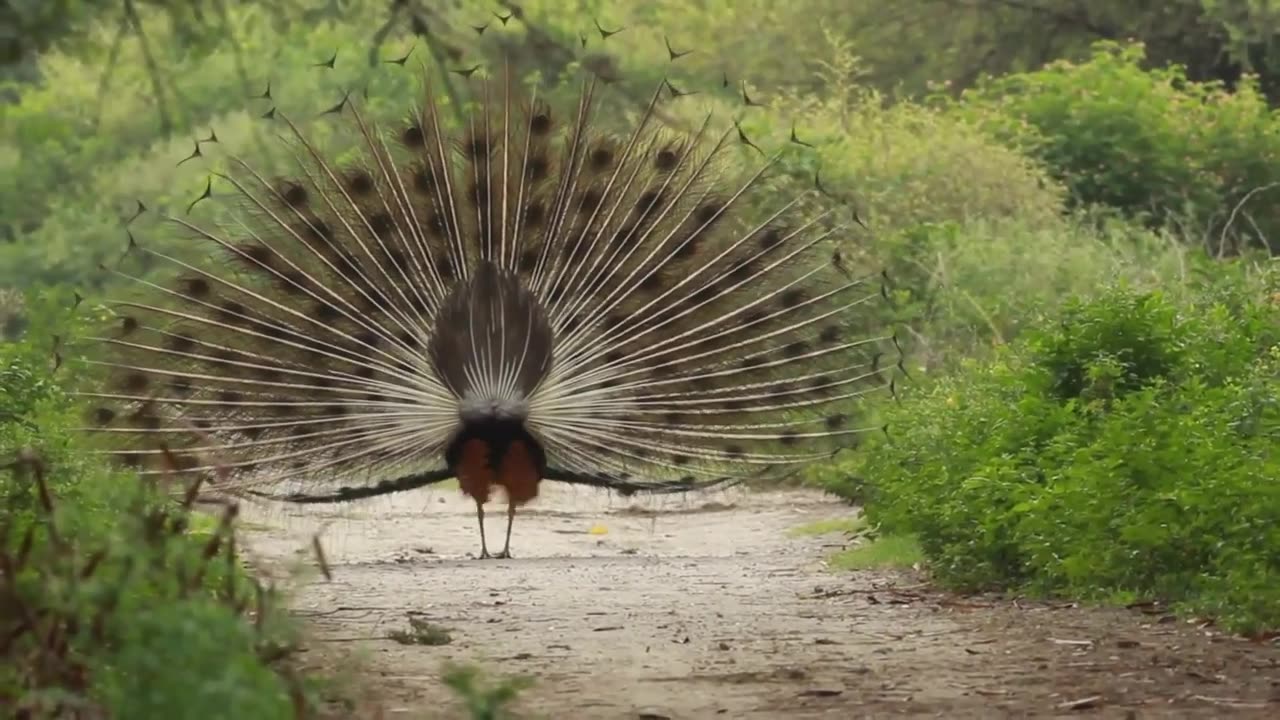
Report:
238,486,1278,719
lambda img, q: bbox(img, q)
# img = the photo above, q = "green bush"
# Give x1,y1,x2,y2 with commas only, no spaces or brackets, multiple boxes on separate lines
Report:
1,290,320,718
864,215,1208,370
956,41,1280,255
741,36,1066,240
832,270,1280,634
722,39,1071,364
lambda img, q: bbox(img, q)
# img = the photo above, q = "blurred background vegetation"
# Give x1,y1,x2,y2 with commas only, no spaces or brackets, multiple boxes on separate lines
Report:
2,0,1278,716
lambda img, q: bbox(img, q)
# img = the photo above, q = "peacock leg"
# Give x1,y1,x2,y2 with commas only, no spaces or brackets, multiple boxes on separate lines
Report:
474,499,492,560
495,504,517,559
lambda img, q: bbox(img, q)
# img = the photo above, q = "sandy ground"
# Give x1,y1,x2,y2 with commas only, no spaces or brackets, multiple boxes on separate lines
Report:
237,486,1279,719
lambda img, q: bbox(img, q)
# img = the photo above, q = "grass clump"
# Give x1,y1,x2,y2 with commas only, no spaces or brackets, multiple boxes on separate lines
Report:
827,268,1280,634
829,534,924,572
790,516,867,538
442,663,534,720
790,516,921,571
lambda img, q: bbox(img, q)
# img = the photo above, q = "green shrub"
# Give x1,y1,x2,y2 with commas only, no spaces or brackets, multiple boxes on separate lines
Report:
865,215,1207,371
743,35,1066,240
723,39,1071,364
832,271,1280,634
1,289,319,718
956,41,1280,255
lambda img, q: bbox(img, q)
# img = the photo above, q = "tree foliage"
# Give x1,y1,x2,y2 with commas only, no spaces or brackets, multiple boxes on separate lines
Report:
957,41,1280,255
1,0,320,69
829,0,1280,101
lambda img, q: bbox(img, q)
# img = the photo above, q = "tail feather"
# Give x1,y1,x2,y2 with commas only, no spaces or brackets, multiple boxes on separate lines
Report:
76,28,898,500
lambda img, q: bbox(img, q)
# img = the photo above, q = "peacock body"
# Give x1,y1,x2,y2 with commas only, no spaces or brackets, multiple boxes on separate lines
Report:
78,19,897,558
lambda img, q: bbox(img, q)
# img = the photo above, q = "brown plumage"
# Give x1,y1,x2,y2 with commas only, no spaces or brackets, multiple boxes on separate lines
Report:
76,26,897,559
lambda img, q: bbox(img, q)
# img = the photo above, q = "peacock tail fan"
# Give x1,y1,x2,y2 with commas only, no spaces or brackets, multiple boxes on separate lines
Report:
71,19,902,511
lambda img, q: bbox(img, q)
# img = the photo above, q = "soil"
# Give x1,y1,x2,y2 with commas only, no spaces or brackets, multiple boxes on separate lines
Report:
237,486,1280,719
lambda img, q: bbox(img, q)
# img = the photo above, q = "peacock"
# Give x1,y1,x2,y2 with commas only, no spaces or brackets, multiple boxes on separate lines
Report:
76,16,899,560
